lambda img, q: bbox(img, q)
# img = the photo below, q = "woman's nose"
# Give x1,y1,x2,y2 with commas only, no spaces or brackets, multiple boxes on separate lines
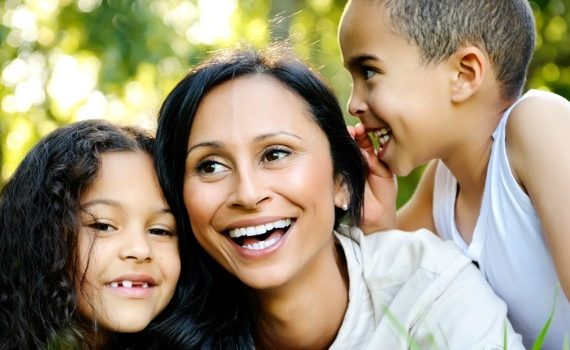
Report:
228,167,270,210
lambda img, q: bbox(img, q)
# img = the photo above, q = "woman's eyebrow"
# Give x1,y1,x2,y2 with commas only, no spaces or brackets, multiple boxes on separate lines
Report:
186,141,223,156
186,132,302,156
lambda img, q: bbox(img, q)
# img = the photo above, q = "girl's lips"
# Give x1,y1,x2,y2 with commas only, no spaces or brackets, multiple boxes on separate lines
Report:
105,283,154,298
108,274,157,286
105,274,157,298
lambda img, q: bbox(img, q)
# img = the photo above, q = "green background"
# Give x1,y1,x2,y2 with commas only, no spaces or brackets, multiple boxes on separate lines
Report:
1,0,569,206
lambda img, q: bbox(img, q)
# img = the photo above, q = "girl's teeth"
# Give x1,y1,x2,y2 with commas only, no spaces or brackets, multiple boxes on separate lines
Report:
109,280,150,288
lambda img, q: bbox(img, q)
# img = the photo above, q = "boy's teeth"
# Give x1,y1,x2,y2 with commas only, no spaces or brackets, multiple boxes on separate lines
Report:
373,128,391,146
122,280,133,288
229,218,291,238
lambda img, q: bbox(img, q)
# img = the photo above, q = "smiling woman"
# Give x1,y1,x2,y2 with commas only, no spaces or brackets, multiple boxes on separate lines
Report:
154,45,526,349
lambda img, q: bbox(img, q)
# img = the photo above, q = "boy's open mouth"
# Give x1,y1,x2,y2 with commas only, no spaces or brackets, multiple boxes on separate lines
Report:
371,127,392,152
227,218,292,251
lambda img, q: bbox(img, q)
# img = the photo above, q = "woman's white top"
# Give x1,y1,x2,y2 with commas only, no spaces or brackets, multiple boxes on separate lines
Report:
330,226,523,349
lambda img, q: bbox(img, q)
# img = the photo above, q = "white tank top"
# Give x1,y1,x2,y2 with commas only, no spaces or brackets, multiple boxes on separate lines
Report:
433,90,570,349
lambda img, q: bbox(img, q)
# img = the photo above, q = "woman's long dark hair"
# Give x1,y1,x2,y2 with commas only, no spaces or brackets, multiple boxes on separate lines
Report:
0,119,184,349
154,45,366,347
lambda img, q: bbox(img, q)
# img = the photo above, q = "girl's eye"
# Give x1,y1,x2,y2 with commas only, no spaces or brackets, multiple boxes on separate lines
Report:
196,159,227,174
87,222,115,232
262,147,291,162
148,227,175,236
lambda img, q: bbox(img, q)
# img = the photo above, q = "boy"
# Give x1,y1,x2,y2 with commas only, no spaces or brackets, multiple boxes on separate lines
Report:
338,0,570,348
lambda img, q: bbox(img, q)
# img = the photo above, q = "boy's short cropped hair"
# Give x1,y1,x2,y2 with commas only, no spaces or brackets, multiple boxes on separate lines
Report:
377,0,536,100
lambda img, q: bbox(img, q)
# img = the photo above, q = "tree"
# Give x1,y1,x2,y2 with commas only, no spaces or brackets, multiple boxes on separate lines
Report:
1,0,569,205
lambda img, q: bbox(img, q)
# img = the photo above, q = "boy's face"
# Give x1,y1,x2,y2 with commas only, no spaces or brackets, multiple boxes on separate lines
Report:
339,0,456,176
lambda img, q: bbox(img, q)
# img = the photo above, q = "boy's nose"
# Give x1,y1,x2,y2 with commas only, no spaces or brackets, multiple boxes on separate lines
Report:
347,91,367,117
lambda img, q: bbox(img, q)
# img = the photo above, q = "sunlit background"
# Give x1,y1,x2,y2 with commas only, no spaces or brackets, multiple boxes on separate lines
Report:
1,0,569,205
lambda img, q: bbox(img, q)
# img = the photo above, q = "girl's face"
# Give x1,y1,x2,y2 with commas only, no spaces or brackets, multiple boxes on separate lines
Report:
76,151,180,334
183,75,348,291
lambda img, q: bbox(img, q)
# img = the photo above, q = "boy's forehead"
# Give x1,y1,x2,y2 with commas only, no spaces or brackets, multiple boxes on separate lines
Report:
340,0,387,39
339,0,392,57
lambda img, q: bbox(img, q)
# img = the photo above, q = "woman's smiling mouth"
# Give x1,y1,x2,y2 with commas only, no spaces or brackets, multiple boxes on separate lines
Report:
227,218,292,251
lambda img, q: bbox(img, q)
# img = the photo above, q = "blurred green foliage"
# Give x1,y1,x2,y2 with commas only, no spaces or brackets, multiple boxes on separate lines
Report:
1,0,569,207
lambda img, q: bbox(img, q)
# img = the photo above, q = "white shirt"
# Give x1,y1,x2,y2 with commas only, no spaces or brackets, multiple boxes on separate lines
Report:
330,226,523,349
433,90,570,349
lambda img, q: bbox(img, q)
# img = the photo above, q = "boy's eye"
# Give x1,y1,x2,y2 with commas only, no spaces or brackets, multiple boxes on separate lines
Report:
262,147,291,162
363,67,377,80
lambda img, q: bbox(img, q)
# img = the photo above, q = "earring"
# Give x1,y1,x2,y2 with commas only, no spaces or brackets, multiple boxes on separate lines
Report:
341,204,348,211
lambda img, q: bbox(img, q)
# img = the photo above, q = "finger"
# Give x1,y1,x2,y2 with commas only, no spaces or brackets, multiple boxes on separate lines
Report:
361,148,393,179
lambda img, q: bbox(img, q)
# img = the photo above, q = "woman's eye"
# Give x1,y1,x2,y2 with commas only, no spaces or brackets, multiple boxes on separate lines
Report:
196,159,227,174
263,147,291,162
148,227,175,236
87,222,115,232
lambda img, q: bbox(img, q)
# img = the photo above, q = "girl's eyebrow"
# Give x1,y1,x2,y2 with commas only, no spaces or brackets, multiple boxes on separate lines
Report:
81,199,173,214
186,132,302,156
81,199,121,208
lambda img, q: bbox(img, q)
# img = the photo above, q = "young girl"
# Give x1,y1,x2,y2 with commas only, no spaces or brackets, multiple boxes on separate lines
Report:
154,46,524,349
0,120,182,349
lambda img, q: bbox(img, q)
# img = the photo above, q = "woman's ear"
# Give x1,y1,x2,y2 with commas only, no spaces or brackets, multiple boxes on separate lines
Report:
449,46,486,103
334,178,349,211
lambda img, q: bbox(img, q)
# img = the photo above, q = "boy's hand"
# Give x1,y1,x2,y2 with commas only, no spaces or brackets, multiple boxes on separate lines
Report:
348,124,398,234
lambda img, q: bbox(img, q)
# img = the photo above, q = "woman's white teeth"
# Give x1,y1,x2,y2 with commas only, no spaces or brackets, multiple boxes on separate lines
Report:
109,280,150,288
243,236,280,251
229,218,291,238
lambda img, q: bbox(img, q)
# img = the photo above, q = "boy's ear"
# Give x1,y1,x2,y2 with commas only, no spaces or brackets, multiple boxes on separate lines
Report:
449,46,486,103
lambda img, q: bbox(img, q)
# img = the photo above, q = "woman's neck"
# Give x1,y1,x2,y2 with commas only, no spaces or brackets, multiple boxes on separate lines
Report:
255,238,349,350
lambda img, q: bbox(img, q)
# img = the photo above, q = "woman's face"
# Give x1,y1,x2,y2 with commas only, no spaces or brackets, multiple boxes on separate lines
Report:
76,151,180,334
183,74,347,291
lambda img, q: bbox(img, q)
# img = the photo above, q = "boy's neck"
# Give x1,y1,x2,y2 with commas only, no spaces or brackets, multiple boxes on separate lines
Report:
445,91,517,241
255,239,349,350
444,89,515,190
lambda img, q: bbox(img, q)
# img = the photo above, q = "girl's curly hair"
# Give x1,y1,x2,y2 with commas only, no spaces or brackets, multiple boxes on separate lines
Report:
0,119,154,349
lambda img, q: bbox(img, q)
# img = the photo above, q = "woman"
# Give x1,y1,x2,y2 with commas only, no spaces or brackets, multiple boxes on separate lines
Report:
155,46,524,349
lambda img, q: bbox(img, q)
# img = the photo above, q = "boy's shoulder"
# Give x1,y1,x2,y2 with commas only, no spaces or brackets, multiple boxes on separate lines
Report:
510,90,569,120
505,89,570,186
